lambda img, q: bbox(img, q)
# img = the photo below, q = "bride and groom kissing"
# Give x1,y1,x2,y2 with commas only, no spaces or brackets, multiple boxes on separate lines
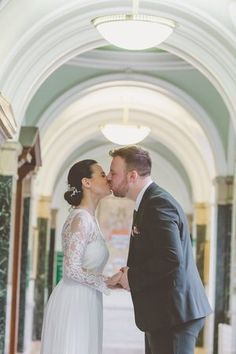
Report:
40,145,212,354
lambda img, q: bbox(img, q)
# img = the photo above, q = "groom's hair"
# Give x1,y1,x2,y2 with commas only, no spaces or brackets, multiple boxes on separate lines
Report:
109,145,152,177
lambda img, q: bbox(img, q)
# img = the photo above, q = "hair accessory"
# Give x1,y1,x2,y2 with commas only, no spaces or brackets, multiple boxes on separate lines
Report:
67,184,81,196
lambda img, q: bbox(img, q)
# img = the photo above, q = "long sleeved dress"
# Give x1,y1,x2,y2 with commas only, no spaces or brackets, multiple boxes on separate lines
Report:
40,208,109,354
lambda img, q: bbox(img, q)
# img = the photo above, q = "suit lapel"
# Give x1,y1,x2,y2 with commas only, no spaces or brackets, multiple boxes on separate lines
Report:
135,182,157,225
127,182,157,266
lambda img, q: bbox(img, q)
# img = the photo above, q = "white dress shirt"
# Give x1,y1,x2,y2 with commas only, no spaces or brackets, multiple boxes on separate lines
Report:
135,180,153,211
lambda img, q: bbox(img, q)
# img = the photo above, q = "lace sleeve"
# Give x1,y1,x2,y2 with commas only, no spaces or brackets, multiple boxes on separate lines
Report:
63,211,109,294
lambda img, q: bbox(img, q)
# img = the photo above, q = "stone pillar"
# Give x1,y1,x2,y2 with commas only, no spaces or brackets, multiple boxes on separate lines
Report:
0,141,21,354
231,168,236,353
32,196,51,340
47,209,57,298
9,126,42,354
194,203,210,286
17,178,32,353
194,203,210,350
213,176,234,354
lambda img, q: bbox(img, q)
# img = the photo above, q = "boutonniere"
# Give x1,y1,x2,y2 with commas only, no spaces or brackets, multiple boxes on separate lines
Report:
131,225,141,237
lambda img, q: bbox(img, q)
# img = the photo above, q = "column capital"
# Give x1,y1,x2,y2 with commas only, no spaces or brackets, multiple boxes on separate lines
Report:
0,141,22,176
214,176,234,204
194,202,209,225
0,92,17,145
37,196,51,219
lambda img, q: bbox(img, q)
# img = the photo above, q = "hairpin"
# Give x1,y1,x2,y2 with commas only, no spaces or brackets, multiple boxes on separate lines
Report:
67,184,81,196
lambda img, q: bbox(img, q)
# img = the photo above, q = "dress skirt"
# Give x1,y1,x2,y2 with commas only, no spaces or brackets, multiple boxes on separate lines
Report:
40,277,103,354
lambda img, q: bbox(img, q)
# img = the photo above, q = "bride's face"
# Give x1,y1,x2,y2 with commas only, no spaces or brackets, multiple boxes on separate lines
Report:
88,164,111,198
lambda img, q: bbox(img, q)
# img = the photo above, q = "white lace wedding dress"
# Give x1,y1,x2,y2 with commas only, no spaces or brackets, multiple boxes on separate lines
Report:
40,208,109,354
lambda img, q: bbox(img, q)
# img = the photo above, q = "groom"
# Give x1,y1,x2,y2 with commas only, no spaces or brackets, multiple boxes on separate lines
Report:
106,145,212,354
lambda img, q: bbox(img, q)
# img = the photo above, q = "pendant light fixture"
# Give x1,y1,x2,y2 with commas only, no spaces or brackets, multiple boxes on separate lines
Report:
100,107,150,145
92,0,175,50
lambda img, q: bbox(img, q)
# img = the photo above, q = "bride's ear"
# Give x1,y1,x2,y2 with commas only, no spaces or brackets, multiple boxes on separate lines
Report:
81,177,91,189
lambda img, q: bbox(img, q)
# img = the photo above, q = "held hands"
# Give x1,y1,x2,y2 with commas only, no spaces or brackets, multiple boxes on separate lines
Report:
105,267,130,291
105,271,123,289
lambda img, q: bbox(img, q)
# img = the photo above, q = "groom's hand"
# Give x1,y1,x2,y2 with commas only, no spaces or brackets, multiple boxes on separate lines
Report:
105,271,123,288
119,267,130,291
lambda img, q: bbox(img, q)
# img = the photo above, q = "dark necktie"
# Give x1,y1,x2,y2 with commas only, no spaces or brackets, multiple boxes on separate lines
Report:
128,209,138,265
132,209,137,225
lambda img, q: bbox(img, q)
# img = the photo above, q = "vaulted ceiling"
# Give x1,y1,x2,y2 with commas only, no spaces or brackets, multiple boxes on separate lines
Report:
0,0,235,210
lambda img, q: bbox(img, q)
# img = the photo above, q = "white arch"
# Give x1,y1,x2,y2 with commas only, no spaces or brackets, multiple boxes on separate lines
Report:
33,78,224,202
38,74,226,178
35,108,212,202
0,0,235,135
36,77,225,199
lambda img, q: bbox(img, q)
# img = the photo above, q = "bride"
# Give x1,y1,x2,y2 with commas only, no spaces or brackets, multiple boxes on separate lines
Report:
40,159,111,354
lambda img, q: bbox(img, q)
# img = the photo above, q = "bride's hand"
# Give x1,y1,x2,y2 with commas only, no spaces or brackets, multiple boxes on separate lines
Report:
105,271,123,288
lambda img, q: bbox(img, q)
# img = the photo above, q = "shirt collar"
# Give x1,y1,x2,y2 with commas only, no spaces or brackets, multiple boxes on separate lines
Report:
135,180,153,211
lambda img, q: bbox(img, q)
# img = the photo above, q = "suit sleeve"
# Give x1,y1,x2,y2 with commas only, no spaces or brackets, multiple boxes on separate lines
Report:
128,200,184,292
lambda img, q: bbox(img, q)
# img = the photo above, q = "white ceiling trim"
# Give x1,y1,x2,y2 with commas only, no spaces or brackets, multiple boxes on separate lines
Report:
36,110,212,202
41,108,215,186
34,75,221,202
0,0,235,139
68,50,193,71
38,74,226,176
229,1,236,30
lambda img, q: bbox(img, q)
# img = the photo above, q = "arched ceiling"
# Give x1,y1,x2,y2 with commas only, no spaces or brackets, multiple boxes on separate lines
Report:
0,0,235,132
25,59,230,153
0,0,235,208
34,77,224,203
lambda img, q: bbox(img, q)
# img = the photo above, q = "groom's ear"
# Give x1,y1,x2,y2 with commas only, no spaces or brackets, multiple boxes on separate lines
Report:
128,170,138,182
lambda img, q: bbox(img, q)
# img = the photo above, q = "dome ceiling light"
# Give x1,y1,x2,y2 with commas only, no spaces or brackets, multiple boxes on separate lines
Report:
100,107,150,145
92,0,175,50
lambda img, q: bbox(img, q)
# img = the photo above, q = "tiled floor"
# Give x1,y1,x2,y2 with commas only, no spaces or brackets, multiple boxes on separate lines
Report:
103,291,144,353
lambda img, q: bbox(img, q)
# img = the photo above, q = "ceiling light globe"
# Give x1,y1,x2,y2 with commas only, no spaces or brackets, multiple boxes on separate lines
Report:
100,124,150,145
92,15,175,50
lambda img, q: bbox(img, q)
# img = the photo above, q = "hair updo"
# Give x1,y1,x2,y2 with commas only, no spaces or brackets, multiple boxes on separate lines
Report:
64,159,97,206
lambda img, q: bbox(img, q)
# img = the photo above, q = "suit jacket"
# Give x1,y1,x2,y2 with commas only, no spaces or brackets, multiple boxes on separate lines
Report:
127,182,212,331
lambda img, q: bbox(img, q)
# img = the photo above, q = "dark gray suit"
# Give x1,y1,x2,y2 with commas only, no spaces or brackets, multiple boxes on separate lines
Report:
127,182,212,353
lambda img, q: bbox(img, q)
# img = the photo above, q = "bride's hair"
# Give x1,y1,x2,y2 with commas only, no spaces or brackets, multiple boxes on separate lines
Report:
64,159,97,206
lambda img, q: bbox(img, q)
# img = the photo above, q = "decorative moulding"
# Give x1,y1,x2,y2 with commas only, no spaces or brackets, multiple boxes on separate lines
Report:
0,0,236,132
38,73,226,179
229,1,236,29
35,74,224,199
68,49,192,71
0,92,17,144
